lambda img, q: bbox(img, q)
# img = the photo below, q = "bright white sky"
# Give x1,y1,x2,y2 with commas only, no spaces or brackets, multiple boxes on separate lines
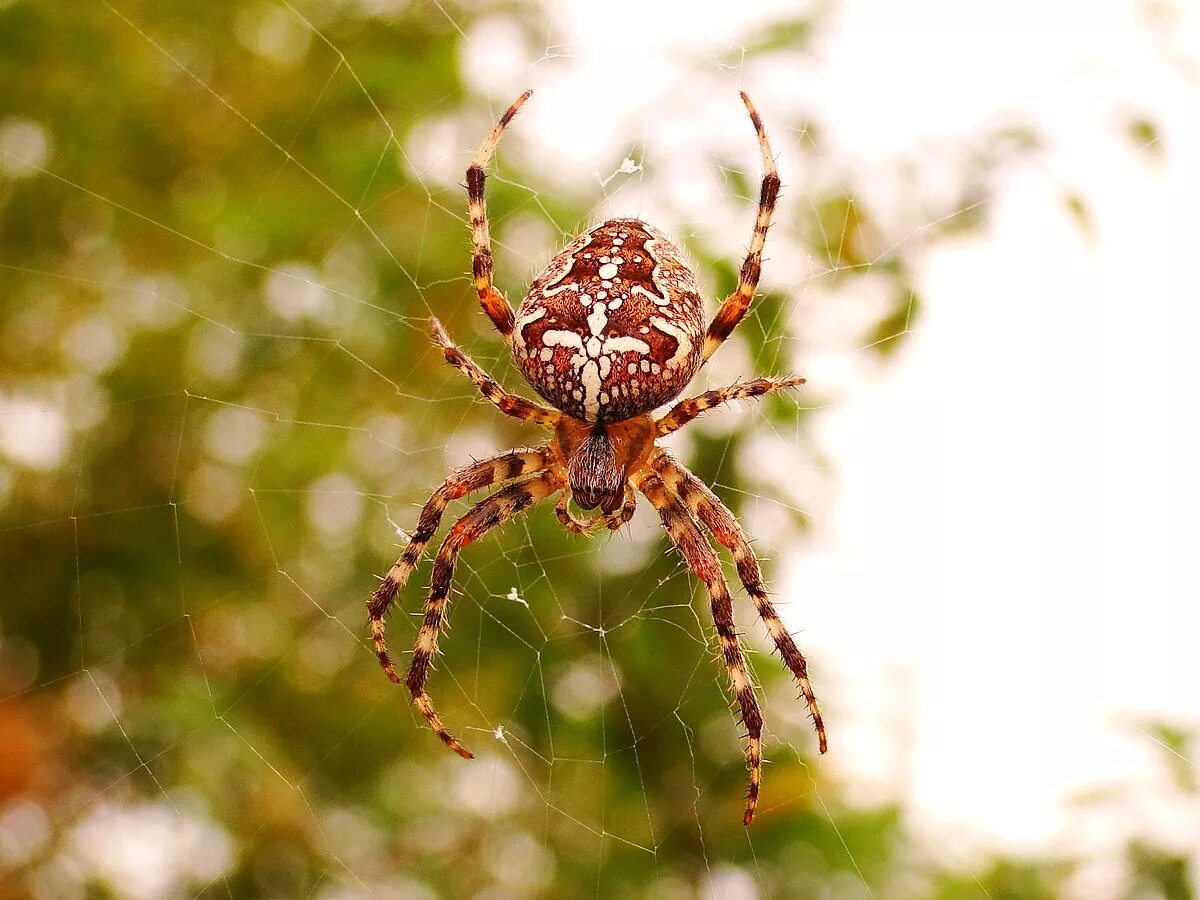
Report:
459,0,1200,854
793,0,1200,854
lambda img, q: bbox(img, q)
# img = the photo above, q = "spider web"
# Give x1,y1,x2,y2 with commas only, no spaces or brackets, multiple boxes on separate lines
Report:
0,0,1058,896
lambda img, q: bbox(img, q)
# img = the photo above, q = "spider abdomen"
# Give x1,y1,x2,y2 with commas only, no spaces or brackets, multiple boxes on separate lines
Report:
512,218,704,423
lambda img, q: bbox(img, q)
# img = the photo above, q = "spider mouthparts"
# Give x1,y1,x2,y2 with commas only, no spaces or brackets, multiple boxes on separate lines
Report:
598,490,624,515
567,429,624,512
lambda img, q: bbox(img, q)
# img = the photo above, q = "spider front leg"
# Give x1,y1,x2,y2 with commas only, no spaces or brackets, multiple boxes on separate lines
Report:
466,90,532,342
650,451,827,753
368,447,553,683
704,92,780,363
431,318,560,427
407,470,561,758
637,471,765,826
655,376,806,437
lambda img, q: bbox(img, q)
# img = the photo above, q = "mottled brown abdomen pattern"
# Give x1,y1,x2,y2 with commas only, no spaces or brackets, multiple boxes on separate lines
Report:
512,219,704,423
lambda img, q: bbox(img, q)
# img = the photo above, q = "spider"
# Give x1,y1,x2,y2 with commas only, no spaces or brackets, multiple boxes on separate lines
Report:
368,90,825,825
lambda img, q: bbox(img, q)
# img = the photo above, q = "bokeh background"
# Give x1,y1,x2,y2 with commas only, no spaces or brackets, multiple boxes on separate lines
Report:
2,0,1198,897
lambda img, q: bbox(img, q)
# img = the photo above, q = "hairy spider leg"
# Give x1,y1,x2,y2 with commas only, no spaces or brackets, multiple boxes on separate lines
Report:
431,318,560,428
704,92,780,363
655,376,807,438
637,471,765,826
406,470,562,758
466,90,533,342
368,448,554,683
650,451,827,754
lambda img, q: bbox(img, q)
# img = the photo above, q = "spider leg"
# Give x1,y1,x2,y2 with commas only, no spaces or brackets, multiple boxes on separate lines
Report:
703,92,779,363
650,451,827,754
655,376,806,438
407,469,561,758
368,447,554,683
431,318,560,427
554,485,637,534
637,471,765,826
466,90,532,342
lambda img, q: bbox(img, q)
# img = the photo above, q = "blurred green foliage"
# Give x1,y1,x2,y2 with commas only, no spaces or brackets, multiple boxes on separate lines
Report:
0,1,1194,898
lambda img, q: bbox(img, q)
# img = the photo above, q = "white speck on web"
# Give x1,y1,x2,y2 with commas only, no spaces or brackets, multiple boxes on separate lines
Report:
505,586,527,608
597,155,642,188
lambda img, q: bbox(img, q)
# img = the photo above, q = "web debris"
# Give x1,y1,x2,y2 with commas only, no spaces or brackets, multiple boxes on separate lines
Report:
597,155,643,188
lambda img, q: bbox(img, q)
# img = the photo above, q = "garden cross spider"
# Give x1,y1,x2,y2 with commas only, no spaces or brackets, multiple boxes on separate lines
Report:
368,90,825,825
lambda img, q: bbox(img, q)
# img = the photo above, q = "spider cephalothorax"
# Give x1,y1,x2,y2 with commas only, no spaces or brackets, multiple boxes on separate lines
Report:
368,90,825,825
557,415,655,513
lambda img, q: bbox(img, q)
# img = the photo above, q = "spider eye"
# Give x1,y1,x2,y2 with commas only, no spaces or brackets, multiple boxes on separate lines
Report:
567,429,624,512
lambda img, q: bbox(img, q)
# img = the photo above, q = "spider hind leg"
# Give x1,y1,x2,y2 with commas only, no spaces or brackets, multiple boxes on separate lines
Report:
466,91,532,341
704,92,780,363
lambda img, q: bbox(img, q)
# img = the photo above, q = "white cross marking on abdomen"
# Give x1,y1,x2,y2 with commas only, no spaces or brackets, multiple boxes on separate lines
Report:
542,328,650,420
